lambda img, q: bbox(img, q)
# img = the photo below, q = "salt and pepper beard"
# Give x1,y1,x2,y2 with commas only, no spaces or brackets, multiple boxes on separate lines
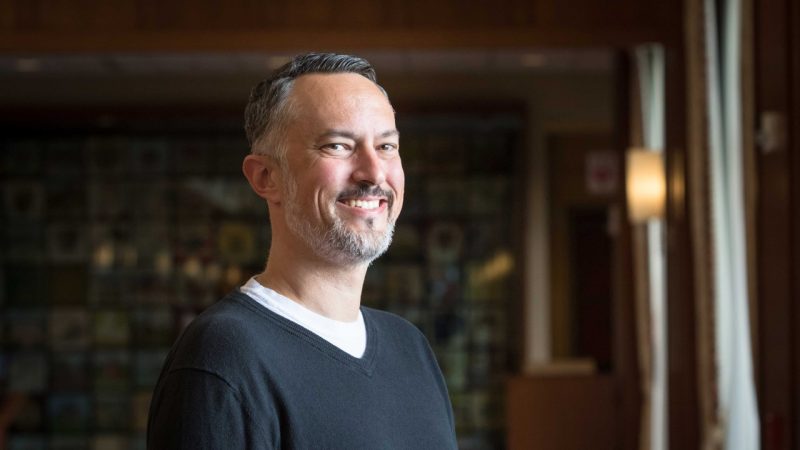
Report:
282,170,396,266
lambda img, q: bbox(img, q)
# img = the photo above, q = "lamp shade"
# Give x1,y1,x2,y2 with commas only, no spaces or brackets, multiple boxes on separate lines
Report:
626,149,665,222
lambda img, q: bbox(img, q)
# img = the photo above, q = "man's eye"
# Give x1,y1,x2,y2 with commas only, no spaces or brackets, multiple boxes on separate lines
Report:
378,144,398,152
322,143,348,152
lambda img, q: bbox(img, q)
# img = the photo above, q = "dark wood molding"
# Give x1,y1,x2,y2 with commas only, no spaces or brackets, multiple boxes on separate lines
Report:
0,28,682,53
664,37,701,448
754,0,796,447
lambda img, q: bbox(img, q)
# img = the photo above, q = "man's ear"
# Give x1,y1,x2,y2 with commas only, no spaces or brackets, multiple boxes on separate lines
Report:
242,154,283,204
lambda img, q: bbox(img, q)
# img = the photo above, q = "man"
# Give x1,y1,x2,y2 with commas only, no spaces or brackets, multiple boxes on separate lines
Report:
147,53,458,449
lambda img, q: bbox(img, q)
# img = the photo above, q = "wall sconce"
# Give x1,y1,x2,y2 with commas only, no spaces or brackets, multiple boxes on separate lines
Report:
626,148,665,222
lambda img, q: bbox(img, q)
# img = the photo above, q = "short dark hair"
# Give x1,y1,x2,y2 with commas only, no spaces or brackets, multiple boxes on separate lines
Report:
244,53,384,161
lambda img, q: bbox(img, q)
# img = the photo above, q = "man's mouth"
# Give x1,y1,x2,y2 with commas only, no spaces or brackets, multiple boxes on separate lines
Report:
342,199,381,209
337,186,394,211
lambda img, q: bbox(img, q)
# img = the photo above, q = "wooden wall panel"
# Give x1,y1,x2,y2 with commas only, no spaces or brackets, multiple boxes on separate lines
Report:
507,375,618,450
0,0,682,51
0,1,16,29
50,0,137,30
755,0,796,446
136,0,279,30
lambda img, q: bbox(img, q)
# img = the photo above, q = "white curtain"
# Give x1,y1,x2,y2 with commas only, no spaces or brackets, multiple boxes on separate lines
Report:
635,44,667,450
704,0,760,447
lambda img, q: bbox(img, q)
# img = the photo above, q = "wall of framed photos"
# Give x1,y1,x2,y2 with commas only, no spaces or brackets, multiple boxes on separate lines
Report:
0,111,521,450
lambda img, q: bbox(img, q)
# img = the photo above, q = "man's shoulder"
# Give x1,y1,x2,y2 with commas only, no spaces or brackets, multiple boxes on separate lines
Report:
167,292,278,370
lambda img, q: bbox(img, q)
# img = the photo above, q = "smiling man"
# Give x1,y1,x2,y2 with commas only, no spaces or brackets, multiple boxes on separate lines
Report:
147,53,458,449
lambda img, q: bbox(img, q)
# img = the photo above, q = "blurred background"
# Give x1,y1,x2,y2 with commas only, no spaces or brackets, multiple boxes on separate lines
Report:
0,1,798,450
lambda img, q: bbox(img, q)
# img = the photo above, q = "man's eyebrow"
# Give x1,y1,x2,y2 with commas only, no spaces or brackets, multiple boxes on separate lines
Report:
316,129,399,140
378,129,400,139
318,129,357,140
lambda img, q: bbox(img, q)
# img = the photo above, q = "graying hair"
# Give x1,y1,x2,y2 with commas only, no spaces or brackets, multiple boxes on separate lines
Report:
243,53,385,162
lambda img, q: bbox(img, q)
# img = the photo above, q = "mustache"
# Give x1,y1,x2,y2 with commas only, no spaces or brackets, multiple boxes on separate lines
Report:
337,184,395,208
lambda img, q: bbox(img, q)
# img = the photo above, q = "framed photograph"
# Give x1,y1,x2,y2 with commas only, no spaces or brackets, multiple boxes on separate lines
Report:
386,223,421,259
217,221,257,265
398,174,425,218
133,308,173,346
6,310,46,348
49,436,89,450
45,139,84,175
7,434,46,450
93,310,131,347
4,224,45,263
432,312,467,349
45,181,87,219
132,391,152,431
131,138,168,174
465,260,509,303
174,222,213,260
134,349,169,388
134,223,171,273
89,182,129,219
468,350,493,388
90,223,137,271
426,179,467,215
86,136,128,175
49,309,90,351
211,137,249,175
385,264,424,306
464,220,507,259
468,177,509,215
173,138,212,175
131,181,170,219
8,352,47,393
2,139,41,174
360,265,385,307
88,272,125,305
426,222,463,264
93,351,131,391
469,307,507,350
49,265,88,305
439,351,468,392
3,182,44,222
130,273,176,306
130,433,146,450
94,393,130,430
468,131,514,174
425,135,467,174
51,352,89,390
426,264,462,308
47,394,90,432
3,265,48,307
9,395,44,432
91,434,128,450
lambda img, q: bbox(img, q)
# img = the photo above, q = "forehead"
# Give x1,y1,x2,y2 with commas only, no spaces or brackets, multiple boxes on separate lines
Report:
287,73,394,127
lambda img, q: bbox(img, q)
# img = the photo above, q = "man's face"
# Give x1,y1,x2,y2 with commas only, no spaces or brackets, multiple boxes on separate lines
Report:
278,73,404,265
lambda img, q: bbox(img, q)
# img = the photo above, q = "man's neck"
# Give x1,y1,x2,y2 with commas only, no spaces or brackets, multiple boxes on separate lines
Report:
255,246,368,322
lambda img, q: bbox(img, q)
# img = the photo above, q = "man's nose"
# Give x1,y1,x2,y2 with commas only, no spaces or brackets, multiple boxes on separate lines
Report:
352,146,386,186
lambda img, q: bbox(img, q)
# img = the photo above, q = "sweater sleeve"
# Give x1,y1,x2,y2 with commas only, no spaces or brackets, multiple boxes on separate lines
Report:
147,368,276,450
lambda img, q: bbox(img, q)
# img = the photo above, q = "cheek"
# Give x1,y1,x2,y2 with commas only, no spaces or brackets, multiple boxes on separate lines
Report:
299,164,349,204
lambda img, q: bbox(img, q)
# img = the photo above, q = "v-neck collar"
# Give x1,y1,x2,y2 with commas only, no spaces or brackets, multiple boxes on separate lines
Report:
228,291,379,376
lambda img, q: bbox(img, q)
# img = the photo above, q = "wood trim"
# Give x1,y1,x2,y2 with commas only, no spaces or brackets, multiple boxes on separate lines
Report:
667,1,702,446
791,0,800,444
755,0,795,446
0,28,681,53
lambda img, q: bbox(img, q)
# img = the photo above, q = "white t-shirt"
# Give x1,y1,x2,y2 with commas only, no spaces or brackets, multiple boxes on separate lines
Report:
239,277,367,358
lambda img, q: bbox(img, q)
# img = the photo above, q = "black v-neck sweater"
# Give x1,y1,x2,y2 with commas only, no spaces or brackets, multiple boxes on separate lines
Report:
147,292,458,449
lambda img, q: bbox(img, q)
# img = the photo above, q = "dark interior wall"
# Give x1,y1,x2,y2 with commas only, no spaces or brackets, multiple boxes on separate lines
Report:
755,0,800,447
0,0,682,51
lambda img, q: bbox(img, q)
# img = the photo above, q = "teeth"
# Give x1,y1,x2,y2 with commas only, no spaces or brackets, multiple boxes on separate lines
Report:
346,199,380,209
